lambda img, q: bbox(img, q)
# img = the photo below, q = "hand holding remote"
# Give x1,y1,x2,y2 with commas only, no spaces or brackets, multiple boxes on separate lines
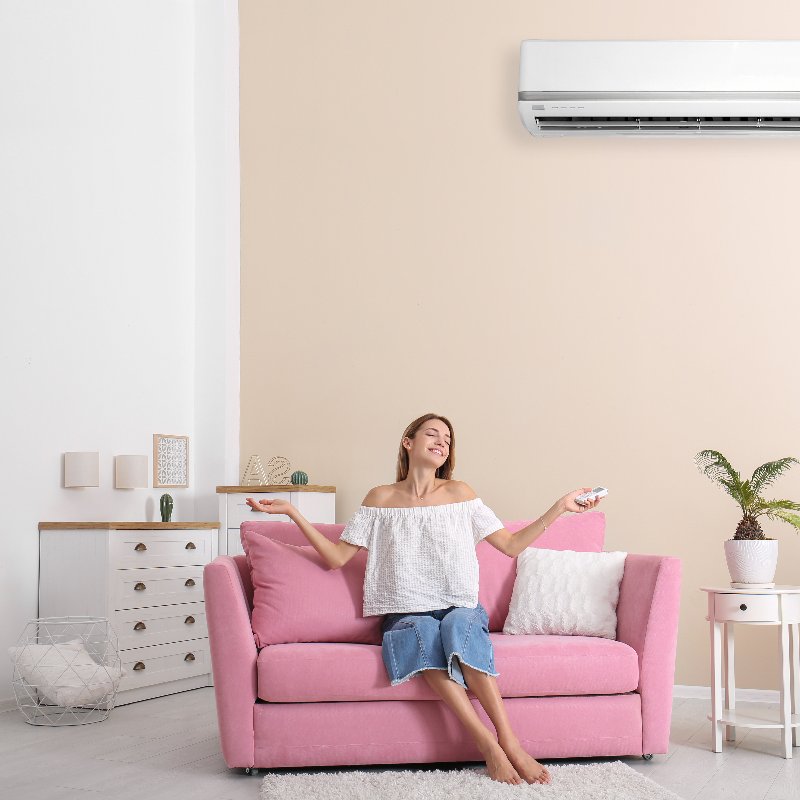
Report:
574,487,608,507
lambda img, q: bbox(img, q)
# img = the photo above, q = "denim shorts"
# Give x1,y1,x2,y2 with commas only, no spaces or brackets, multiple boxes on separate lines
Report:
380,603,498,689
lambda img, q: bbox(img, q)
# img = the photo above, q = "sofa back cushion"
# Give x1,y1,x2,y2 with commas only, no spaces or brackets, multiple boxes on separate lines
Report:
240,511,605,635
241,530,383,647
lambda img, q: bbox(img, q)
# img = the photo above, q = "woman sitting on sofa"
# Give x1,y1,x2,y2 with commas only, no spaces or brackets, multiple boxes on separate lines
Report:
246,412,602,786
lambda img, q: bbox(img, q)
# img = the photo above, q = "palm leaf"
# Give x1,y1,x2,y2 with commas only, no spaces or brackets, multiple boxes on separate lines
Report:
749,457,799,496
771,509,800,532
753,498,800,521
737,480,758,511
694,450,745,504
753,499,800,513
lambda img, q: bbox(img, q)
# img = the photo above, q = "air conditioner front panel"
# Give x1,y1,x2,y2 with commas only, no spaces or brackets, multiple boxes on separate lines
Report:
519,41,800,93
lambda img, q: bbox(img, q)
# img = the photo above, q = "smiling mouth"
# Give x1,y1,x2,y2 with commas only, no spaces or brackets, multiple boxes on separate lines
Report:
429,448,444,457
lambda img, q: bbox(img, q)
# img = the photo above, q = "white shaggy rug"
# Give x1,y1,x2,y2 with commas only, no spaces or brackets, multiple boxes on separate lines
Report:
260,761,681,799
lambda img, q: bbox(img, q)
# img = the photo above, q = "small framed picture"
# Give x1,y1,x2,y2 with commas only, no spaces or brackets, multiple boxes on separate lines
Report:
153,434,189,488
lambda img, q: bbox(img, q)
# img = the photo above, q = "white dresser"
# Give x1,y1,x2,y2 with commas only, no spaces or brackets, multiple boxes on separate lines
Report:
38,522,219,705
217,485,336,556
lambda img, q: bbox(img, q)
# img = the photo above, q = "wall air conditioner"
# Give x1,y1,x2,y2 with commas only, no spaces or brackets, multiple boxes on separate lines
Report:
518,40,800,137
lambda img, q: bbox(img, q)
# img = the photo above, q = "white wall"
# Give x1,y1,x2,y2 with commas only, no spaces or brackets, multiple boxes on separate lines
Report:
0,0,239,703
194,0,241,519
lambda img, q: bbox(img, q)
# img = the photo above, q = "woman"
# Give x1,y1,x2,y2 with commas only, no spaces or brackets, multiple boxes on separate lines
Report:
246,413,602,785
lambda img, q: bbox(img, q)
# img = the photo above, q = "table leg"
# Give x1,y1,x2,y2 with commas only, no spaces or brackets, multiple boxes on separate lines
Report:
724,622,736,742
709,594,723,753
780,620,793,759
791,623,799,748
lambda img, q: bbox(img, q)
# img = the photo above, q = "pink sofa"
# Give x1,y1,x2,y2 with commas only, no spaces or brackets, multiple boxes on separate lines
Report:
204,512,681,770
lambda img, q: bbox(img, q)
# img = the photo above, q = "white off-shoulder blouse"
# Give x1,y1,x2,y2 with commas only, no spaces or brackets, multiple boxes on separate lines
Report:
339,498,505,617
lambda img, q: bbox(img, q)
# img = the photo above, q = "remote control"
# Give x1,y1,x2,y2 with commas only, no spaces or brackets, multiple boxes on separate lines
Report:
574,487,608,506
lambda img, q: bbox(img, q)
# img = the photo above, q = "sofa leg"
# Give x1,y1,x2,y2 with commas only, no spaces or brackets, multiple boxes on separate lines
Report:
244,767,260,775
642,754,654,761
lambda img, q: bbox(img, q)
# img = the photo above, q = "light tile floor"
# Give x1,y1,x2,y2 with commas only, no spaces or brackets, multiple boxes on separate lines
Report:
0,690,798,800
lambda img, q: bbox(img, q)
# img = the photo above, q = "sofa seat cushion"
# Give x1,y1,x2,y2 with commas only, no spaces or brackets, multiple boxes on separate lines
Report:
257,633,639,703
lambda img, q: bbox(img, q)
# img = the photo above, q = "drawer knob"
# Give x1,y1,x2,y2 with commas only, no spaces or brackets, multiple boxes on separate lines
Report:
740,603,748,611
134,582,146,591
185,578,196,588
134,542,147,552
133,621,146,631
184,615,195,625
133,661,146,671
184,652,196,662
185,541,196,550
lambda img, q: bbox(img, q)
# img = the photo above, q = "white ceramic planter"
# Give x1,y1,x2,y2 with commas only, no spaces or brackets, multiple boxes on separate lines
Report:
723,539,779,587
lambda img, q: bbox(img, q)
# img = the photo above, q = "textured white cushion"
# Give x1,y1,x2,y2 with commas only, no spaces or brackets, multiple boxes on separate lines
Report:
503,548,627,639
9,640,124,708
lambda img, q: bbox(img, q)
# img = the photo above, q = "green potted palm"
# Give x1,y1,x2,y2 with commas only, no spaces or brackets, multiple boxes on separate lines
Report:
694,450,800,587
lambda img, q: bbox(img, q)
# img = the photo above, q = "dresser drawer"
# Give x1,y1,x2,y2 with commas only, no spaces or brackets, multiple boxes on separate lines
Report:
714,593,779,622
118,640,210,691
112,566,205,610
227,492,292,528
115,602,207,650
226,529,245,557
110,530,214,569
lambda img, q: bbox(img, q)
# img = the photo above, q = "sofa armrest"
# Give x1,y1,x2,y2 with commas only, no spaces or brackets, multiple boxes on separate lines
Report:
204,556,258,768
615,554,682,755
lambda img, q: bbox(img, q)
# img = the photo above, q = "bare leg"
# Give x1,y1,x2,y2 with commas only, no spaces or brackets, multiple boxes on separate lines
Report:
460,663,551,785
421,669,522,785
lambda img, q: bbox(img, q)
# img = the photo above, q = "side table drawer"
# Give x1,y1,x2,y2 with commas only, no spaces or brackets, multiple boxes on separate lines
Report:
714,593,779,622
110,530,214,569
112,566,205,610
115,602,207,650
226,492,292,528
119,640,210,691
227,529,244,557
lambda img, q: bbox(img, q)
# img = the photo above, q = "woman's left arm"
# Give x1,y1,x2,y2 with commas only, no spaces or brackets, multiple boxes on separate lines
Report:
484,488,602,558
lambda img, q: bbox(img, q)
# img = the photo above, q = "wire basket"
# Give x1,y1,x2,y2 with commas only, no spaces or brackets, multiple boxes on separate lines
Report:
9,616,123,726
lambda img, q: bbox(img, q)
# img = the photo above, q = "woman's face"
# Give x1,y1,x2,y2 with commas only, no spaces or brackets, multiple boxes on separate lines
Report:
404,419,451,470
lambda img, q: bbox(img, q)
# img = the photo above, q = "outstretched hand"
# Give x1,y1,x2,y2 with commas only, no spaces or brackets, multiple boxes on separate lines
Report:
245,497,295,516
562,488,603,514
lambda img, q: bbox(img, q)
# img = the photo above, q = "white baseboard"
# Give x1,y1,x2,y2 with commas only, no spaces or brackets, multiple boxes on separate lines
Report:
674,684,780,703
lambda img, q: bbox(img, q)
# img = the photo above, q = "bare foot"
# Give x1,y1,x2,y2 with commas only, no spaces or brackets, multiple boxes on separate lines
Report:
478,739,524,785
498,737,551,785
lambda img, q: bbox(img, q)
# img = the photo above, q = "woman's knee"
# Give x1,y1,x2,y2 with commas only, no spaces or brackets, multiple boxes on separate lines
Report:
416,616,448,648
440,606,484,641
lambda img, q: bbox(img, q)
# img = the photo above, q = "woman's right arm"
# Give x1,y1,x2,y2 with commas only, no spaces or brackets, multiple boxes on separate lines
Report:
245,497,361,569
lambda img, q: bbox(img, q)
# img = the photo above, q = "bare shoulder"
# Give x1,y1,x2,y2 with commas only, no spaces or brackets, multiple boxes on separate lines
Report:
361,485,394,507
446,480,478,502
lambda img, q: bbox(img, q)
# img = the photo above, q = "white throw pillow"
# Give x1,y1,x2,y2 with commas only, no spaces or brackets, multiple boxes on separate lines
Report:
9,640,124,708
503,548,627,639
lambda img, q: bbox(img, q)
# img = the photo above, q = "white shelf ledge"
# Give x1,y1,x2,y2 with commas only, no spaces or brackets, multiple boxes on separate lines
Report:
708,711,800,729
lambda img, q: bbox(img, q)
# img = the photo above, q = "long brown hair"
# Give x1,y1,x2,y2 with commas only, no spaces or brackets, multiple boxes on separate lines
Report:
395,413,456,482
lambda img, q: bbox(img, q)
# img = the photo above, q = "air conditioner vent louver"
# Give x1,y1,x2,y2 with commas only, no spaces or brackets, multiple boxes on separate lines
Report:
536,116,800,133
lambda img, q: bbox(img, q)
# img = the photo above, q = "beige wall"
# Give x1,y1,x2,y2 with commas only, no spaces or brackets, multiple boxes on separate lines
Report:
240,1,800,690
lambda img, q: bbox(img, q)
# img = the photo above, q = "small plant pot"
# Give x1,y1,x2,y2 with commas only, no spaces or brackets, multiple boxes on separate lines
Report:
723,539,778,588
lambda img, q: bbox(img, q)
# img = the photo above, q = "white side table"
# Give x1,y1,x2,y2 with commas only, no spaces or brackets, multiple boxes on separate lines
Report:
216,485,336,556
702,585,800,758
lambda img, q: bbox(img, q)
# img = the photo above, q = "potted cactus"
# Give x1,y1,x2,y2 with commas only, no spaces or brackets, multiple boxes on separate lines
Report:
694,450,800,586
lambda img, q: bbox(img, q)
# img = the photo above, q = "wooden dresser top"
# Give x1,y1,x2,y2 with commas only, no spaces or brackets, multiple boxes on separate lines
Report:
39,522,220,530
216,485,335,493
